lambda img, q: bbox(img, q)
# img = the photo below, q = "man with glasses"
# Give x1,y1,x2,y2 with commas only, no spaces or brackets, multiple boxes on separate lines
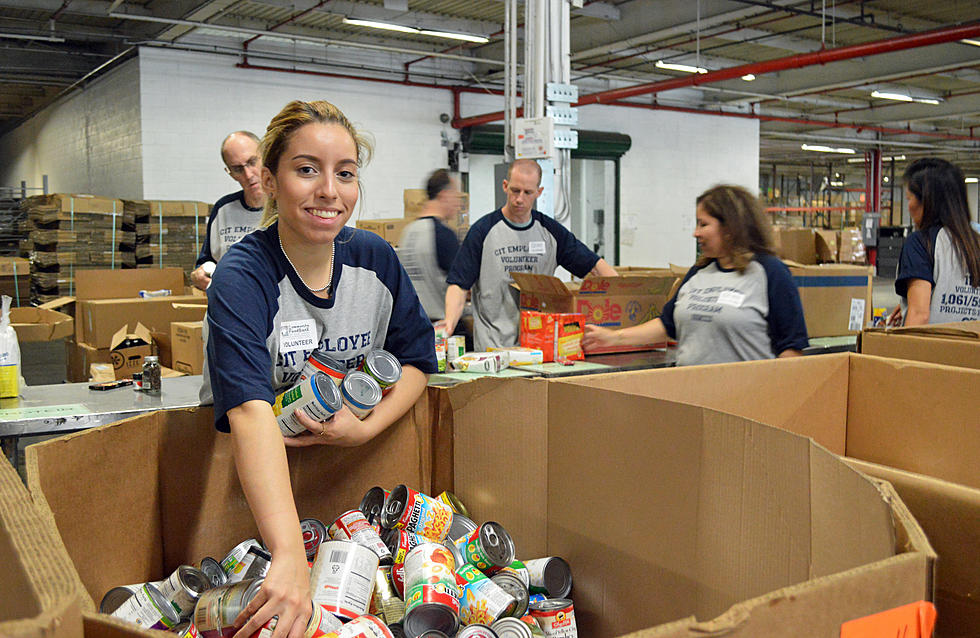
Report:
190,131,267,290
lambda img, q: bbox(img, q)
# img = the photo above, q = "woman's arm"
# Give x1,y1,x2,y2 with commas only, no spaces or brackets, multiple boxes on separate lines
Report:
583,318,669,350
903,279,932,326
777,349,803,358
228,400,311,638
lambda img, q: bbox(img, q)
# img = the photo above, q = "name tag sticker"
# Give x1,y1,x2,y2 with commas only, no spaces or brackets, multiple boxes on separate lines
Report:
280,320,317,353
717,290,745,308
528,241,546,255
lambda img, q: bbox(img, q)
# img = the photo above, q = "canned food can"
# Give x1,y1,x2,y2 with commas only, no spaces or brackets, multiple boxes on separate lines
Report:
311,540,380,620
497,560,530,588
274,372,343,436
219,539,261,576
360,350,402,395
359,486,390,529
388,622,406,638
528,599,577,638
193,579,264,638
111,583,180,630
489,571,529,618
301,517,328,562
174,621,201,638
99,585,141,614
391,562,405,598
322,614,394,638
416,632,450,638
198,557,228,588
458,624,500,638
527,594,547,607
403,543,460,638
455,563,518,626
368,565,405,625
524,558,572,598
435,327,447,373
442,538,465,571
329,510,393,564
227,545,271,584
341,371,383,419
301,350,348,386
518,615,546,637
157,565,212,620
437,491,470,518
384,528,428,565
446,336,466,365
250,602,344,638
381,484,454,541
491,617,538,638
446,513,478,543
456,522,515,572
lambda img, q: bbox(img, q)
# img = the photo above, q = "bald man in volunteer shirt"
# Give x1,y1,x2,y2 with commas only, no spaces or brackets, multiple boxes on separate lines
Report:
443,159,617,351
190,131,268,290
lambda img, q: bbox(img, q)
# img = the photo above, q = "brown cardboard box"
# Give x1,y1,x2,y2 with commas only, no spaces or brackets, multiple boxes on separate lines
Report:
76,297,207,349
0,454,90,638
404,189,470,219
860,321,980,369
511,271,678,353
789,263,873,337
555,353,980,636
74,268,185,300
355,218,411,246
838,228,867,263
170,321,203,374
109,323,152,380
772,226,817,264
422,377,933,636
814,229,839,262
66,340,110,383
9,307,73,342
35,193,124,215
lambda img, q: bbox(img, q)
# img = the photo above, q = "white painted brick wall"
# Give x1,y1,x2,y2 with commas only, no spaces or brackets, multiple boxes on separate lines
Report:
0,59,143,198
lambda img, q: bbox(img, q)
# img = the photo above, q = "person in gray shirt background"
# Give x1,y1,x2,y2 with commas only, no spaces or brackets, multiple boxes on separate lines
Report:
583,184,809,366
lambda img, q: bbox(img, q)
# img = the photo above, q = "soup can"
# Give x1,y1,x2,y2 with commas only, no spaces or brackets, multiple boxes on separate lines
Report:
157,565,212,620
359,486,390,530
446,513,478,543
381,484,454,541
492,617,542,638
193,579,264,638
456,522,515,572
455,563,518,626
528,599,576,638
328,509,393,564
100,585,141,614
301,517,328,562
384,528,429,565
360,350,402,395
402,543,460,638
274,372,343,436
322,614,394,638
489,571,529,618
311,540,380,620
250,602,343,638
524,558,572,599
111,582,180,630
341,371,383,419
458,625,500,638
496,560,530,588
437,491,470,518
301,350,347,386
228,545,271,584
369,565,405,625
220,539,262,576
198,557,228,588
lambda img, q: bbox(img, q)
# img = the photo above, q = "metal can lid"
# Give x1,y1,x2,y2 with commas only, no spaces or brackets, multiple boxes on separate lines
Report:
479,522,516,567
490,617,534,638
198,557,227,588
541,558,572,599
490,572,528,618
438,491,470,518
311,372,343,412
417,632,451,638
388,622,406,638
342,371,383,410
177,565,212,596
300,518,327,561
447,513,478,542
457,624,500,638
99,585,140,614
528,598,573,613
380,484,409,529
144,583,181,625
309,350,346,373
404,604,460,638
365,350,402,384
359,486,388,527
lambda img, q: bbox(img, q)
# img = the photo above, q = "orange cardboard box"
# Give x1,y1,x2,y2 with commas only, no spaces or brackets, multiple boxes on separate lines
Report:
519,311,585,362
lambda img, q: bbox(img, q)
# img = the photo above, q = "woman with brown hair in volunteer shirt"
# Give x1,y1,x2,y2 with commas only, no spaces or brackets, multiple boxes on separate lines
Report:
200,100,436,638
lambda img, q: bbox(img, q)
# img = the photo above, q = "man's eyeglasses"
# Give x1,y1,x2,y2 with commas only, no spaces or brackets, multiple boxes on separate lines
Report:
225,156,260,177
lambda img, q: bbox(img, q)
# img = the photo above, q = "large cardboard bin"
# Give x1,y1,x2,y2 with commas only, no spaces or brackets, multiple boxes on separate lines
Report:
789,263,872,337
860,321,980,370
556,353,979,636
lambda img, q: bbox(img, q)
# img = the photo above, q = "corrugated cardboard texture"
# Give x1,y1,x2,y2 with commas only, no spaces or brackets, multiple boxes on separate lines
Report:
554,354,850,455
74,268,185,301
10,307,73,342
861,330,980,370
789,264,873,337
77,296,207,348
847,460,977,638
82,613,155,638
26,405,429,608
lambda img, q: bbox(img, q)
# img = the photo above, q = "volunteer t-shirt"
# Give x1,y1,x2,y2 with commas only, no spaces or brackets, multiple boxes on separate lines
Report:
196,190,264,265
447,209,599,350
200,223,437,432
896,225,980,322
660,255,809,366
398,216,459,320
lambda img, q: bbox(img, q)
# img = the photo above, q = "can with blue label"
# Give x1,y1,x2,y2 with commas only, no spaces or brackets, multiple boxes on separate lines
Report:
273,372,343,436
341,371,383,419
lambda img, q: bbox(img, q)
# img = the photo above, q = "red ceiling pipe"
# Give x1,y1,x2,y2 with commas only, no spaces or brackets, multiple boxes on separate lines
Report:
452,21,980,128
242,0,330,48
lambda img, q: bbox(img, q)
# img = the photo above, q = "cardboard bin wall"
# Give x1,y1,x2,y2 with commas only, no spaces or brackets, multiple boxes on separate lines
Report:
860,321,980,370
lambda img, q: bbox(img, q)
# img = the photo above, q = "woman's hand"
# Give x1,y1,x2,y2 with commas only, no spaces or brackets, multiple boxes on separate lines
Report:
886,305,903,327
582,324,620,350
283,405,373,448
232,549,311,638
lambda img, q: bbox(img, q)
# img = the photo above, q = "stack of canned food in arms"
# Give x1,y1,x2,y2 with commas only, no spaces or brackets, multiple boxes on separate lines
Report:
99,486,577,638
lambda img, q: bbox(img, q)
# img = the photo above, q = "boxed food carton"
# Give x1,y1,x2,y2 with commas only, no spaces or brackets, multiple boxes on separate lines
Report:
519,311,584,362
108,323,152,380
170,321,204,375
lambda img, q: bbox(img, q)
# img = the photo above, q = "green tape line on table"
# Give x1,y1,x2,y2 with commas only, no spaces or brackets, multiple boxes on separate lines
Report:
429,367,539,383
808,335,858,348
0,404,89,421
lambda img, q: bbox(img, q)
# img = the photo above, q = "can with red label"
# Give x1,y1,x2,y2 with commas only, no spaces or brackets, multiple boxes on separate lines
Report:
110,583,180,630
329,509,393,564
491,617,542,638
311,540,380,620
436,491,470,518
402,543,460,638
381,484,454,541
455,522,515,572
368,565,405,625
524,558,572,598
360,350,402,395
447,513,478,543
457,625,499,638
528,599,577,638
455,563,518,626
384,528,428,565
301,350,348,386
194,579,264,638
250,602,344,638
321,614,394,638
359,486,390,530
174,621,201,638
301,517,328,562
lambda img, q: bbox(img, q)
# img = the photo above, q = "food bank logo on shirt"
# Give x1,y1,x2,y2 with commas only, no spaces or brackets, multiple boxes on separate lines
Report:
493,244,541,273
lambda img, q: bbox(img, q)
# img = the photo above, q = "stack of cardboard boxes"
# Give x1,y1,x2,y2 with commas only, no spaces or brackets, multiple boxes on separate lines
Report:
144,201,211,279
355,188,470,247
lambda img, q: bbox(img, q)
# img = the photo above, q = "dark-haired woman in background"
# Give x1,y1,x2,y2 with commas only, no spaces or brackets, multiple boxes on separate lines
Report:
892,158,980,326
584,184,809,365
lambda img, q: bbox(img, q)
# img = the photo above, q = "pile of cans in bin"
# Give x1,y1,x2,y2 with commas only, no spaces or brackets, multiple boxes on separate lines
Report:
100,485,577,638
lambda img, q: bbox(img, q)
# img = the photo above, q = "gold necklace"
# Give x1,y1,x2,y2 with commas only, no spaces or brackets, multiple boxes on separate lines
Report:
279,232,334,294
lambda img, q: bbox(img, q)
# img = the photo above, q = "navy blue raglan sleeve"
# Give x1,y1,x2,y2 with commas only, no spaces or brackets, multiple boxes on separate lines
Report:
447,215,494,289
206,244,280,431
434,220,460,273
538,213,600,278
758,255,809,353
196,197,226,266
895,228,936,298
659,265,700,339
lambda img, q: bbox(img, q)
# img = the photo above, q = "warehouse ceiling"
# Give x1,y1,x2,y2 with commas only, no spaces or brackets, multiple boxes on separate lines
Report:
1,0,979,172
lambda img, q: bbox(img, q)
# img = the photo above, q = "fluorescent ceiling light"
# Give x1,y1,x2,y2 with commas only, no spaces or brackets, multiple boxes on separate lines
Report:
871,89,942,105
961,39,980,47
655,60,707,74
741,74,756,81
419,30,489,43
0,32,65,42
801,144,855,154
846,154,906,164
966,177,979,184
830,181,844,187
342,18,420,35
